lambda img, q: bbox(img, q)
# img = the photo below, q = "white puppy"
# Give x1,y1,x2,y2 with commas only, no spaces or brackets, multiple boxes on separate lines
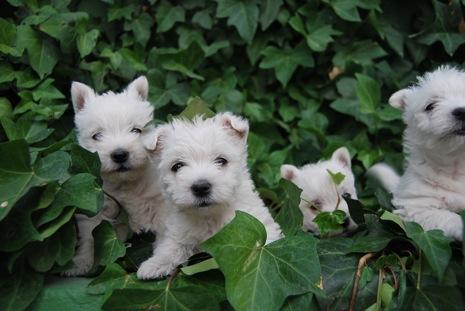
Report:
65,77,164,276
372,66,465,240
280,147,358,234
136,112,283,279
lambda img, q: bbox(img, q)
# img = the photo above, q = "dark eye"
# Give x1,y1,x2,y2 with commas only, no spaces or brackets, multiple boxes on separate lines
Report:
214,157,228,166
342,192,351,199
425,102,436,112
309,200,321,211
131,127,142,134
92,132,102,141
171,162,185,173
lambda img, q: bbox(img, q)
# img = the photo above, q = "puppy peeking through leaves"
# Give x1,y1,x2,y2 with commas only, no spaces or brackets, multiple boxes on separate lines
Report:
66,76,165,276
281,147,358,236
369,66,465,240
136,112,283,279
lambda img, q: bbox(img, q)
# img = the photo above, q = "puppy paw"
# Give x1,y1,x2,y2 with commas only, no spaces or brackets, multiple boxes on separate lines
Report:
61,256,94,277
137,259,176,280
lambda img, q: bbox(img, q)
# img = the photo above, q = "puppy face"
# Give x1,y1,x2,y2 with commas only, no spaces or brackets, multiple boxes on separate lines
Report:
390,66,465,148
281,147,357,234
71,77,155,181
152,113,249,210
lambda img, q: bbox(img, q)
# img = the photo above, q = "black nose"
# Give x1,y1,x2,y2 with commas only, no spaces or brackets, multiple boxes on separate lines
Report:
452,107,465,121
111,149,129,163
342,218,351,228
191,180,212,197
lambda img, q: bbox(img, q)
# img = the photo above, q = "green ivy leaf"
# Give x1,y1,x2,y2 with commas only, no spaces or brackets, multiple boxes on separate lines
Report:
259,0,283,30
102,275,226,311
77,29,99,58
327,169,346,185
405,222,452,281
260,43,314,87
178,96,215,120
155,1,185,33
202,211,322,311
181,258,219,276
93,221,126,266
355,73,380,114
0,269,44,311
313,210,346,235
216,0,259,43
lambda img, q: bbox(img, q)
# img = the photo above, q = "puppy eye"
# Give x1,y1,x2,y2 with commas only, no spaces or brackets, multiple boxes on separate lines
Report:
308,200,321,211
214,157,228,166
342,192,351,199
425,102,437,112
92,132,102,141
130,127,142,134
171,162,185,173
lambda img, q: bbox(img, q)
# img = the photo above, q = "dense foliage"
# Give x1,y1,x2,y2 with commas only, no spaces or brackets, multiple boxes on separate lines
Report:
1,0,465,310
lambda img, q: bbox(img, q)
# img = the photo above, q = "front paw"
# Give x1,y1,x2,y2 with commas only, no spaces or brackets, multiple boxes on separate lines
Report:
61,256,94,277
136,258,176,280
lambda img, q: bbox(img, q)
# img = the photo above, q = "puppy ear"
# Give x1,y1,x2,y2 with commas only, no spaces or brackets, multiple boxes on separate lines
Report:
71,82,95,112
142,126,165,153
389,89,409,109
216,112,249,140
331,147,351,168
281,164,299,182
126,76,149,101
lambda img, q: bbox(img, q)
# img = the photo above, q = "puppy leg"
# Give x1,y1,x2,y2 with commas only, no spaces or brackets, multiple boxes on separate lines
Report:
396,206,463,240
62,213,102,276
137,236,193,280
63,197,120,276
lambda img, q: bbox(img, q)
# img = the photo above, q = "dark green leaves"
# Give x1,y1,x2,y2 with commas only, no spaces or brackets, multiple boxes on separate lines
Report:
0,269,44,311
93,221,127,266
259,43,314,87
405,222,452,281
202,211,321,311
216,0,259,43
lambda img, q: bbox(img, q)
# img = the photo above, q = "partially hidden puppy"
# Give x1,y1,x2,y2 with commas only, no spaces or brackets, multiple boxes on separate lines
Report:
64,77,165,276
370,66,465,240
136,112,283,279
280,147,357,235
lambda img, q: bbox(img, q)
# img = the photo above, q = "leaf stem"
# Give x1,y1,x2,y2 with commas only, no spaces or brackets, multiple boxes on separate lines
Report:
375,269,385,311
349,252,375,311
416,250,421,290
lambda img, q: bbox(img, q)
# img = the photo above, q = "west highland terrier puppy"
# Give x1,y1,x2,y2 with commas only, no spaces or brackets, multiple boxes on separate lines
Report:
136,112,283,279
64,76,165,276
280,147,357,235
371,66,465,240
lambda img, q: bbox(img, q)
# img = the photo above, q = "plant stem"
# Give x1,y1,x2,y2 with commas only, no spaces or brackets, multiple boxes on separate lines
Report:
349,252,375,311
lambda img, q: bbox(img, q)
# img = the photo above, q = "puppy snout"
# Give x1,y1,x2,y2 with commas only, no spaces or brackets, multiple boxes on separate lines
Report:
342,217,351,229
452,107,465,121
111,148,129,163
191,179,212,197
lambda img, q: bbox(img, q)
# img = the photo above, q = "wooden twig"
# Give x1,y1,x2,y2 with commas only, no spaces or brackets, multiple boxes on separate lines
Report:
167,267,181,288
349,252,375,311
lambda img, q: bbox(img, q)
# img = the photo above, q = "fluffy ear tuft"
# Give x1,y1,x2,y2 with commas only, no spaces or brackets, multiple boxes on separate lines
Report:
280,164,299,182
389,89,409,109
142,126,166,153
331,147,351,168
126,76,149,101
216,112,249,140
71,82,95,112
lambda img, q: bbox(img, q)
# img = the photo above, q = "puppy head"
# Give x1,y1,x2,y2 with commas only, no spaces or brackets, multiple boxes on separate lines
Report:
281,147,357,235
151,112,249,210
71,76,155,181
390,66,465,149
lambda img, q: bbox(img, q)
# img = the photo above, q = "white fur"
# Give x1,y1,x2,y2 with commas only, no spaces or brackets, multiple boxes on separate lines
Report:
367,163,400,193
64,77,165,276
388,66,465,240
280,147,358,235
136,113,283,279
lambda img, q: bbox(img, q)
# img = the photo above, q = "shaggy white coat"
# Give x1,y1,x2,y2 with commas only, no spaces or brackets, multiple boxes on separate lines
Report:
136,113,283,279
373,66,465,240
64,77,165,276
280,147,358,234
